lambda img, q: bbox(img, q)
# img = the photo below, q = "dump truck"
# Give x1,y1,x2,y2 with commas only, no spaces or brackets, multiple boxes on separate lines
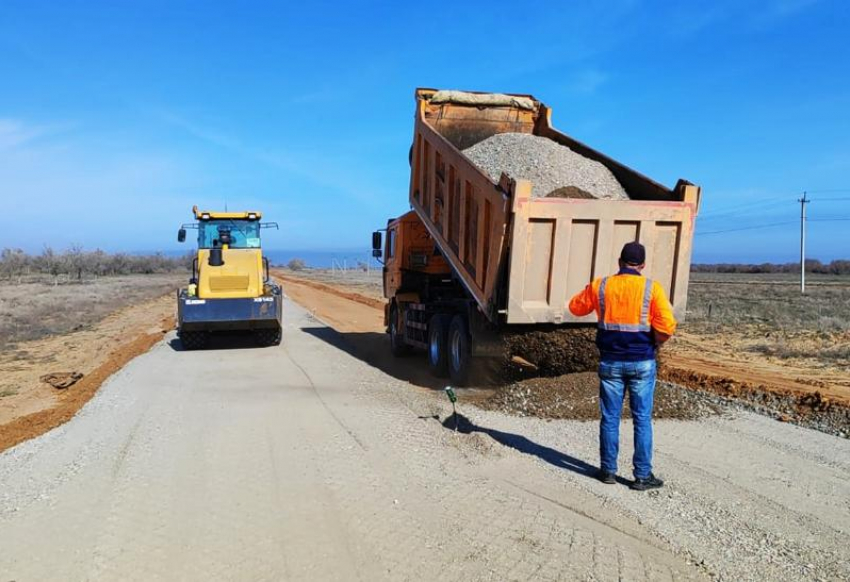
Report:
176,206,282,349
372,88,701,385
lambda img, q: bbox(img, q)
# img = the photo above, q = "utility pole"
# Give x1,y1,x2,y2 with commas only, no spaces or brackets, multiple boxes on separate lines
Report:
798,192,809,294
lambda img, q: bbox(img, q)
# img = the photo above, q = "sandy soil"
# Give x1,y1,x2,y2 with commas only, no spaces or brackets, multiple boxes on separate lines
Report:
665,330,850,401
0,293,175,452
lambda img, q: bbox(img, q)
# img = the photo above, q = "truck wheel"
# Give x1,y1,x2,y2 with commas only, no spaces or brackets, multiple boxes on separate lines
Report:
427,314,451,377
389,303,411,357
255,326,282,347
448,315,473,386
181,331,208,350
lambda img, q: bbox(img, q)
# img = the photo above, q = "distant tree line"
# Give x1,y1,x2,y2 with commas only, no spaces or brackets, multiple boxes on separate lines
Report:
692,259,850,275
0,246,191,283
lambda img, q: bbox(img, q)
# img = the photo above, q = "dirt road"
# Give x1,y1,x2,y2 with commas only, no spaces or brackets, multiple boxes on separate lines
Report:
279,277,850,581
0,297,711,581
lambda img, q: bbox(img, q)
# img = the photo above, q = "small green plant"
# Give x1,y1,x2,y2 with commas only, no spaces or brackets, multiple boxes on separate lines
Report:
0,388,18,398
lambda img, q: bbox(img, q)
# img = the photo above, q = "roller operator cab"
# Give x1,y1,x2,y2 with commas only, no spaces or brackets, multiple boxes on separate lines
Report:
176,206,283,349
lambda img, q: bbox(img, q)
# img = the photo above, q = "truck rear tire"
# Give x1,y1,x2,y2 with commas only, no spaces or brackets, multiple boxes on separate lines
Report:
427,314,451,377
448,315,472,386
389,303,411,357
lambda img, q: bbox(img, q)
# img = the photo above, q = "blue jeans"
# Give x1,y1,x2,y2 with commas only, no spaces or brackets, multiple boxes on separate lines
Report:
598,359,656,479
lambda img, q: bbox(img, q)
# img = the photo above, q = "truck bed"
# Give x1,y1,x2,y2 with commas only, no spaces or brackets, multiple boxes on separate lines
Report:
408,88,700,325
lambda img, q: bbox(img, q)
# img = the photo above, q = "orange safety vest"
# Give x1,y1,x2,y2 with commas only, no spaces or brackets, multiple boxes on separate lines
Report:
569,269,677,360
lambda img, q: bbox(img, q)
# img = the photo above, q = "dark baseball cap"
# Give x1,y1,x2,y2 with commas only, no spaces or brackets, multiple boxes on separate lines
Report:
620,242,646,266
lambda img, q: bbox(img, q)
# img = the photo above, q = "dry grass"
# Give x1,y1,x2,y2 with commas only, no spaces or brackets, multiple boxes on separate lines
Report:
0,274,182,347
683,273,850,368
685,273,850,331
280,267,384,299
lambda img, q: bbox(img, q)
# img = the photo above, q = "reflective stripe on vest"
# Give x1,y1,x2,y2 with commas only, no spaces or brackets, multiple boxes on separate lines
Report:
597,277,608,324
597,276,653,332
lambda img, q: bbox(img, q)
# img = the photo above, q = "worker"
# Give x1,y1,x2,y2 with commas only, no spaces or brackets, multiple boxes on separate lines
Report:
568,242,677,491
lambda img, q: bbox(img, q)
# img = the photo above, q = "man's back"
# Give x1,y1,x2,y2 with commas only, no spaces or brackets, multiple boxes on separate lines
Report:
568,241,675,489
568,268,677,361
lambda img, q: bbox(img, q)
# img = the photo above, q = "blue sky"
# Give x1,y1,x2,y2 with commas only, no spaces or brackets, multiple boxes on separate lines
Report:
1,0,848,263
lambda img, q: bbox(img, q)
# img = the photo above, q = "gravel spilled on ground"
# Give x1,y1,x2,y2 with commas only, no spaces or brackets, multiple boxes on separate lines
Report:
479,328,722,421
480,374,723,420
660,361,850,438
463,133,629,200
501,327,599,377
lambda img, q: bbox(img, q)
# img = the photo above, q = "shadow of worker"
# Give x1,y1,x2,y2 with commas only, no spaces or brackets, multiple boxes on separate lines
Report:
441,413,599,480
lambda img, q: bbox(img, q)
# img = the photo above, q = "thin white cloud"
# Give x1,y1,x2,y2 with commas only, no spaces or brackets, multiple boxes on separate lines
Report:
571,69,609,95
664,0,823,39
0,119,55,150
666,4,732,38
751,0,823,27
152,109,383,208
769,0,821,17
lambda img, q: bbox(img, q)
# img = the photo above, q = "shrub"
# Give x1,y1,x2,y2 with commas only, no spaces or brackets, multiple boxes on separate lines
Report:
287,258,307,271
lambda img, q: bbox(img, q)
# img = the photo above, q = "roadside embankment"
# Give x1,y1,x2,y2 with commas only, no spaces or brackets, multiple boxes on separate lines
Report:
0,276,179,452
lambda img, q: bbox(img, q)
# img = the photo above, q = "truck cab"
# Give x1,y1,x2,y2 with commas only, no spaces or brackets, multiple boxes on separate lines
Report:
381,210,451,302
374,211,478,382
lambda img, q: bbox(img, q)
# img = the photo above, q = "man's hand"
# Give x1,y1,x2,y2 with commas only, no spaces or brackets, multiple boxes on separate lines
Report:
653,329,671,346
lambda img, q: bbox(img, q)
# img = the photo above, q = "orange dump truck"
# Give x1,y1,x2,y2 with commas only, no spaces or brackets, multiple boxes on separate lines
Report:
372,88,700,384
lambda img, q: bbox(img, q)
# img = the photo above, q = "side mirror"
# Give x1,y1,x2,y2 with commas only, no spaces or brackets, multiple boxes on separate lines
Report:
177,228,186,243
372,231,382,251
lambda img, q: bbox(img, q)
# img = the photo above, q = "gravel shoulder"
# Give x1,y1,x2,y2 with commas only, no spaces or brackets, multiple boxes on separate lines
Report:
461,405,850,581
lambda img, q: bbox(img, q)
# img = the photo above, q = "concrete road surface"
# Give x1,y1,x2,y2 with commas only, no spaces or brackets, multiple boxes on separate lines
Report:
0,298,704,581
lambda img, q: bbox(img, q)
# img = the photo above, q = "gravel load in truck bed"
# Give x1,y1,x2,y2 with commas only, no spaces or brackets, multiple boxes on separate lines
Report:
463,132,629,200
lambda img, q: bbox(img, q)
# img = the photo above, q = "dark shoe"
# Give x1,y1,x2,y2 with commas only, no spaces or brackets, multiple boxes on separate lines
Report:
631,473,664,491
596,470,616,484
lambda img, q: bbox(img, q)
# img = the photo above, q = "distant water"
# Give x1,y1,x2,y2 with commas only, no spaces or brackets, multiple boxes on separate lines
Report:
151,248,378,269
265,249,379,269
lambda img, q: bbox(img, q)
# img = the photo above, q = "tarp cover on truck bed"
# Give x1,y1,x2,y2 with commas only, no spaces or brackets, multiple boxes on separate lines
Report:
428,90,536,111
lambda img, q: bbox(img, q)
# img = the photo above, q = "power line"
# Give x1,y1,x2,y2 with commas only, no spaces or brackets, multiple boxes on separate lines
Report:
695,220,797,236
697,190,850,220
697,197,791,219
808,218,850,222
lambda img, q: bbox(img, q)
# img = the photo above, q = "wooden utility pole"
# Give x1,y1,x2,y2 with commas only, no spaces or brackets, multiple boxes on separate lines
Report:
798,192,809,293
